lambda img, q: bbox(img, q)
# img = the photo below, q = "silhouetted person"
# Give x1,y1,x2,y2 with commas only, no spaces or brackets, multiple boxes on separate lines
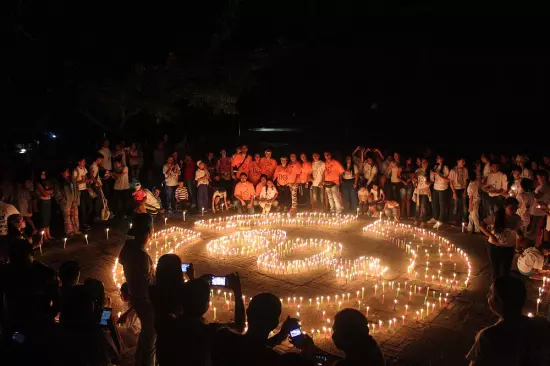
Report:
59,260,81,307
118,213,155,366
467,276,550,365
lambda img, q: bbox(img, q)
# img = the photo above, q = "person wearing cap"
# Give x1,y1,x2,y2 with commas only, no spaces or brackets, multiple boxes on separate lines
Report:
195,160,211,213
118,214,156,366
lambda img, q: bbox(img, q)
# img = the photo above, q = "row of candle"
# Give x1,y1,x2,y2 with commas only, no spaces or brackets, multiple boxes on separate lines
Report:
195,212,357,231
206,229,287,257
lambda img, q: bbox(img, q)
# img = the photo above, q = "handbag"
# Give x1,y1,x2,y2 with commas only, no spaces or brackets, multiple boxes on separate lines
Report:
99,189,111,221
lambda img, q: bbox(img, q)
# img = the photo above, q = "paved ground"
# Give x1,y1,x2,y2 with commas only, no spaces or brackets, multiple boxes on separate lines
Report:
37,214,549,366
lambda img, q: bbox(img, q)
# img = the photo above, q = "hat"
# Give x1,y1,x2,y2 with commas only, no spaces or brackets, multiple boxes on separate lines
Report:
197,160,203,167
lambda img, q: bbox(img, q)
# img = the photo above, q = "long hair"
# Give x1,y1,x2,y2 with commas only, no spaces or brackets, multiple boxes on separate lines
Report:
494,197,519,234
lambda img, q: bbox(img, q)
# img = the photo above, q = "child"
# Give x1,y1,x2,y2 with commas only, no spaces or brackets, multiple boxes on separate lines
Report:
384,200,400,221
467,172,481,234
517,243,550,278
357,187,369,215
153,187,166,215
368,182,385,217
212,189,228,214
175,181,189,212
258,179,279,214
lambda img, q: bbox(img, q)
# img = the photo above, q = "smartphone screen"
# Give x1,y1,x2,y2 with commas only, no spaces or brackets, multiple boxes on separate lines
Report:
289,327,304,345
211,276,226,286
100,307,112,326
181,263,190,273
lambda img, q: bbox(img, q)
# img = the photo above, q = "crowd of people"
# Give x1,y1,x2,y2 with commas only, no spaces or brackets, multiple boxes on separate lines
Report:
1,136,550,365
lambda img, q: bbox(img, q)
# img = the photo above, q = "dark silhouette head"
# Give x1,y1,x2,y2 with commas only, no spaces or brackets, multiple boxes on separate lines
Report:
182,279,210,317
59,260,81,288
332,308,372,354
246,293,282,336
489,276,526,319
8,239,34,266
156,254,183,289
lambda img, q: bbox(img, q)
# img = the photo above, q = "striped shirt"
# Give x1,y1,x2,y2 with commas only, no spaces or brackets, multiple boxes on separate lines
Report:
176,187,189,202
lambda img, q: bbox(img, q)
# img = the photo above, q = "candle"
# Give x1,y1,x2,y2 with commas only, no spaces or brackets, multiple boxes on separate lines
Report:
409,291,412,301
183,211,187,221
402,315,405,325
405,304,408,315
213,307,217,320
536,298,541,315
366,306,370,318
63,237,67,249
164,217,168,226
84,234,88,245
362,287,365,299
106,228,109,240
393,299,397,311
461,222,465,233
202,207,205,216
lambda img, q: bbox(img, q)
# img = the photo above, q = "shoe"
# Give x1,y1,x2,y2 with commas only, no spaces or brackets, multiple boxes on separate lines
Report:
433,221,442,229
427,218,437,224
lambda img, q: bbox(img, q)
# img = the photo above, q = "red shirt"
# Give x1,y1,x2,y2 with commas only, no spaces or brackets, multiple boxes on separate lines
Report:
183,161,195,180
218,157,232,180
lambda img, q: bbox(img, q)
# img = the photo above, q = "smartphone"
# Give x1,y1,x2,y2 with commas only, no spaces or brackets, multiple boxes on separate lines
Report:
100,307,112,326
210,276,227,286
12,332,25,344
289,326,304,345
181,263,190,273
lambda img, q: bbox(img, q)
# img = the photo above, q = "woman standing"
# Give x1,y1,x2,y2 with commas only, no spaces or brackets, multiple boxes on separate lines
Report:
341,156,359,212
35,170,54,241
480,197,522,281
399,158,415,219
55,167,81,237
195,161,210,212
413,159,432,228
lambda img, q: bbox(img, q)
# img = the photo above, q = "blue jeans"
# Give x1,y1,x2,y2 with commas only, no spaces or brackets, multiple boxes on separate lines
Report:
451,189,468,223
165,185,176,211
341,179,358,211
233,199,254,214
432,189,449,222
326,184,343,213
185,179,197,205
416,194,430,222
197,184,209,212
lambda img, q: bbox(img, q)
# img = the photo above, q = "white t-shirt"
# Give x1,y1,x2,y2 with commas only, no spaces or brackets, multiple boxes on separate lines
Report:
431,165,450,191
195,169,209,186
98,147,112,171
90,162,101,187
448,167,469,190
114,166,129,190
532,183,550,216
415,169,431,196
311,161,326,187
467,180,481,201
484,214,521,247
362,163,378,185
343,165,359,180
259,186,278,201
0,201,20,236
163,164,180,187
517,247,545,274
517,191,535,226
486,172,508,197
389,162,401,183
72,167,88,191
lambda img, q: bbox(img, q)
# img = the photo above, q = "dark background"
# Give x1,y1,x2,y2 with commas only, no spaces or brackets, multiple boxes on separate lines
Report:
5,0,550,163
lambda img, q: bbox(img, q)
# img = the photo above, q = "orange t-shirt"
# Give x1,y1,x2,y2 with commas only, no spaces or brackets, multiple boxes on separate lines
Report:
232,154,252,178
234,181,255,201
259,157,277,179
255,181,266,197
324,159,344,184
248,161,262,184
273,165,294,186
287,162,302,184
299,161,312,183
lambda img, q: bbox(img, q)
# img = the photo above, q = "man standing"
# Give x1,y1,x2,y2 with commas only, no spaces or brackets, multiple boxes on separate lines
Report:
481,153,492,219
299,153,312,208
233,173,255,214
118,214,155,366
90,153,105,222
182,154,196,208
232,144,252,181
483,162,508,216
429,155,450,229
112,159,130,220
248,153,263,185
73,158,92,230
311,153,325,210
98,139,113,199
448,158,469,226
162,156,180,214
259,149,277,180
324,152,344,214
273,157,293,212
287,153,302,214
217,149,233,194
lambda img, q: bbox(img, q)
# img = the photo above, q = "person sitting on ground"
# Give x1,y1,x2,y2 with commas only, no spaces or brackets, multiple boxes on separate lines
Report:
383,200,400,221
367,182,385,217
357,186,369,214
7,213,34,247
153,187,166,215
466,276,550,366
212,188,229,214
59,284,121,366
233,172,255,214
175,180,189,212
132,183,162,216
117,282,140,350
517,242,550,278
212,292,299,366
59,260,81,302
258,179,279,214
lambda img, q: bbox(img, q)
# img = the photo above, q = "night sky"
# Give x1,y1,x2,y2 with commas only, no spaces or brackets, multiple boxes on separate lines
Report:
7,1,549,155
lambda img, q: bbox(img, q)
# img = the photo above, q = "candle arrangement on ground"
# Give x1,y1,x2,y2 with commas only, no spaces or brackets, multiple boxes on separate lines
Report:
195,212,357,231
206,229,287,257
112,227,201,289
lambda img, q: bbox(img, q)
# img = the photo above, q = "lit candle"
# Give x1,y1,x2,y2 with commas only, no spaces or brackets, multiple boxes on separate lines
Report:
405,304,408,315
164,217,168,226
536,298,541,315
213,307,217,320
366,306,370,318
362,287,365,299
63,237,67,249
106,228,109,240
202,207,205,216
402,315,405,325
84,234,88,245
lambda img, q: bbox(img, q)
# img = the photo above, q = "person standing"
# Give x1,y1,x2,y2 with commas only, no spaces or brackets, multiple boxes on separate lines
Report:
324,152,345,214
0,188,20,261
73,158,92,231
162,156,180,214
483,162,508,216
89,153,105,222
232,144,252,181
98,139,113,172
480,153,492,219
182,154,196,208
509,166,523,198
516,178,535,237
259,149,277,180
288,153,302,214
118,214,156,366
112,159,130,220
233,173,255,214
273,157,293,211
532,170,550,247
341,156,359,212
299,153,312,208
217,149,233,195
195,161,210,213
429,155,450,229
480,197,522,280
387,152,402,201
311,153,326,210
399,158,415,219
362,155,378,189
467,172,482,234
35,170,54,240
55,168,80,237
448,158,469,226
413,158,432,228
248,153,263,185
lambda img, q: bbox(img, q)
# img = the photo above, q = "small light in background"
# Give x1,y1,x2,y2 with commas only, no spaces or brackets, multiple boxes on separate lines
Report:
19,148,27,154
